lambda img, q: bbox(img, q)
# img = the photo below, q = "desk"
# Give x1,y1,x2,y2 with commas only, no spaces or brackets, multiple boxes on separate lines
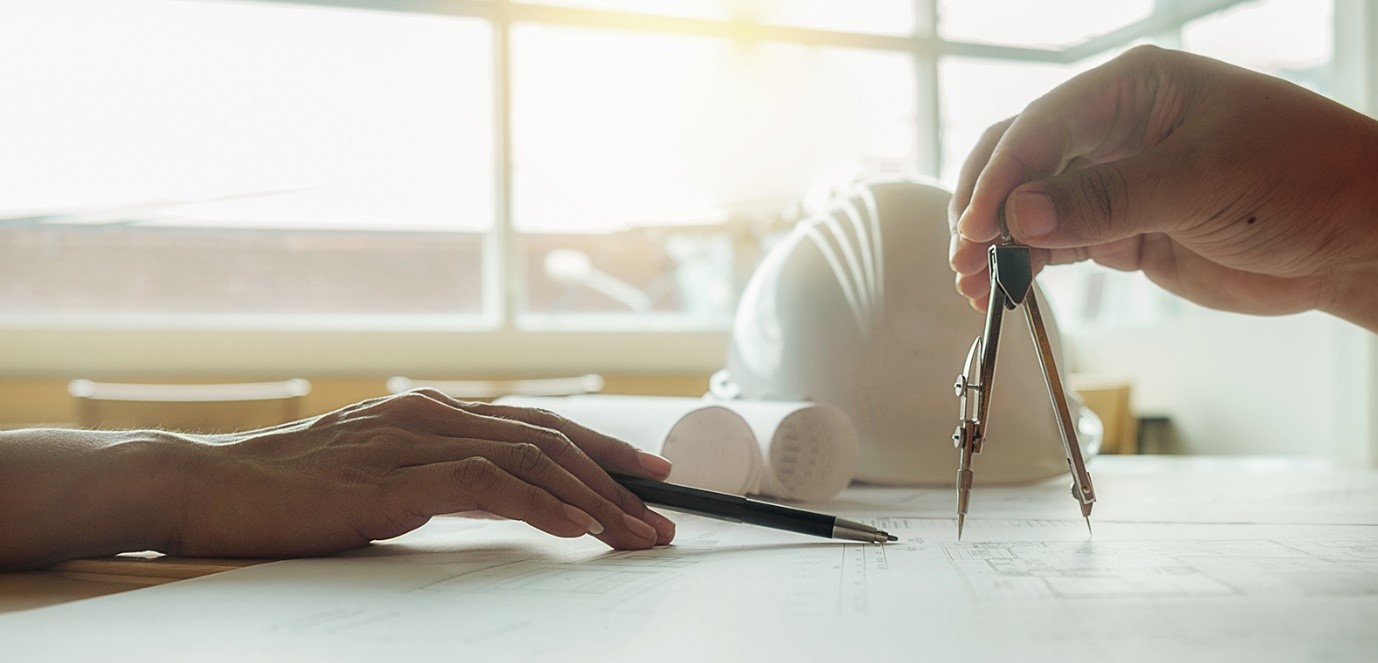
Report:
0,555,265,615
3,457,1376,662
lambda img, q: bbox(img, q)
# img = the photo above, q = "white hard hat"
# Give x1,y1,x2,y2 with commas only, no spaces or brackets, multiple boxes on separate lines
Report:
711,180,1099,485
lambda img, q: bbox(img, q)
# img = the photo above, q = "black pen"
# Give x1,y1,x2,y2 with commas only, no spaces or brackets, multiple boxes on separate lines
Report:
610,473,896,544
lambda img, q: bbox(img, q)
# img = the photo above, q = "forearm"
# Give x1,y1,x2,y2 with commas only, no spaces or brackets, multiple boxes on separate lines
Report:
0,394,679,568
0,428,202,570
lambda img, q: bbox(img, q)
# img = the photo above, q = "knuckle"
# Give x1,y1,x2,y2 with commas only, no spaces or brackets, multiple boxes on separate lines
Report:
978,117,1013,144
1122,43,1164,62
409,387,450,402
611,485,642,518
536,429,576,460
1074,164,1128,235
524,407,568,430
511,442,548,475
519,484,545,514
613,437,643,460
607,484,644,514
455,457,500,490
316,395,389,427
385,390,445,417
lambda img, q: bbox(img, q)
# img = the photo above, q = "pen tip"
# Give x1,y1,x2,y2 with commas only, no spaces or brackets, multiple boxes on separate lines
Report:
1084,517,1092,537
886,534,898,542
956,514,965,541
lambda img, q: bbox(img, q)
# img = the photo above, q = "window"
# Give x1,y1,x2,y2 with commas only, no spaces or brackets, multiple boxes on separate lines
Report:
0,0,494,322
0,0,1359,375
938,0,1154,49
510,23,917,328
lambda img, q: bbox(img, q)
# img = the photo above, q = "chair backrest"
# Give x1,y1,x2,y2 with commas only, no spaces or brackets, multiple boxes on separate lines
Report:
385,374,604,400
68,379,312,433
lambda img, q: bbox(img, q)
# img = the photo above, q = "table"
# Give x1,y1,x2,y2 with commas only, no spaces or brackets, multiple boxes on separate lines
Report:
0,555,263,614
3,456,1376,662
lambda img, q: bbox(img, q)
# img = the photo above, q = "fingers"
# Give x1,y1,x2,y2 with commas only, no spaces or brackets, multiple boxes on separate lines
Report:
958,48,1173,241
458,401,676,545
371,391,675,547
953,247,1051,313
953,147,1194,311
394,459,606,541
947,62,1129,305
949,117,1016,299
948,47,1207,310
949,116,1015,236
953,46,1186,250
464,437,665,549
464,401,670,480
370,390,665,479
1003,152,1191,248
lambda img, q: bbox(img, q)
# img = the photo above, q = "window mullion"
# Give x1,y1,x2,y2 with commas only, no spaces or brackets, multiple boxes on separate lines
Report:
493,0,518,331
914,0,941,179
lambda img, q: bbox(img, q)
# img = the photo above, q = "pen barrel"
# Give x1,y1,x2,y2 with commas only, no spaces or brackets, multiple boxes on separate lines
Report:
610,473,836,538
735,501,835,539
611,473,745,523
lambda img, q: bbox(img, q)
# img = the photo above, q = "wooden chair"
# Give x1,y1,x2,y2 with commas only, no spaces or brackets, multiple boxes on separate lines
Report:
385,374,604,400
68,379,311,433
1069,374,1137,454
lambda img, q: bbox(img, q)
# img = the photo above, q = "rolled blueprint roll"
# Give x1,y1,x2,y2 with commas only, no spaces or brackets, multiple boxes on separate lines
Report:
495,395,760,495
566,395,860,502
718,400,858,503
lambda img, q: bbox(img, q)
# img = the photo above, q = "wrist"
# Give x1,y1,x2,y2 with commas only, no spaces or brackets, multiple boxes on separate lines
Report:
88,430,209,558
0,428,210,568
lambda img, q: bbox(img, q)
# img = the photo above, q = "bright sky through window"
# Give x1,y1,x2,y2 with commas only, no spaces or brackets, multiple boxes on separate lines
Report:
0,0,1345,329
938,0,1154,48
515,0,916,35
512,24,918,233
0,0,493,232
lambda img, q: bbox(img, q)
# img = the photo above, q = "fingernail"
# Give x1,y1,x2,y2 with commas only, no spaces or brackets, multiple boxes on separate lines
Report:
623,513,659,542
955,208,976,240
563,504,603,535
1009,191,1056,239
643,509,676,542
637,451,673,479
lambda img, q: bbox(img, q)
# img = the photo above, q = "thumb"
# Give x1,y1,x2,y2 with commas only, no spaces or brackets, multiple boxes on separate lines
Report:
1005,155,1184,248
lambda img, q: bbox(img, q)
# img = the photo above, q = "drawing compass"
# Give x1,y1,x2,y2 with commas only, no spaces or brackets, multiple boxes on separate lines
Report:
951,208,1096,539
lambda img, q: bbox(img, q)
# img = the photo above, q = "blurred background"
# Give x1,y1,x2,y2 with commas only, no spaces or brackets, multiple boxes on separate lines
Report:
1,0,1374,463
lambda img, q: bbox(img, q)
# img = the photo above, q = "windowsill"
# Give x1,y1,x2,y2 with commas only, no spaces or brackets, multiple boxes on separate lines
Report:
0,326,732,377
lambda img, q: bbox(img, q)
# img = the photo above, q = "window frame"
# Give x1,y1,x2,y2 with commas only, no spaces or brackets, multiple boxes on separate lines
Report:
0,0,1342,377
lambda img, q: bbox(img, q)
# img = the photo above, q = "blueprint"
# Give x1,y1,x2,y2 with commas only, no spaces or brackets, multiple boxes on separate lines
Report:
837,455,1378,526
3,459,1378,662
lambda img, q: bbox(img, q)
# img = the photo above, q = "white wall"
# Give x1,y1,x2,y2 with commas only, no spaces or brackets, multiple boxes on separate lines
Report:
1332,0,1378,467
1067,309,1357,459
1334,326,1378,467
